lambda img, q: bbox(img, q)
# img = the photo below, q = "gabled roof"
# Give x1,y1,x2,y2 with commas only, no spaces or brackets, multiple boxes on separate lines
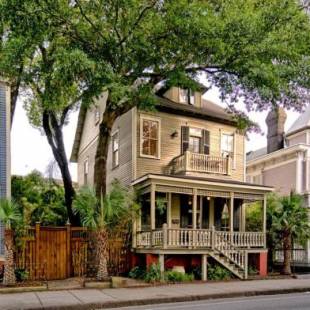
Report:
286,105,310,137
70,94,236,163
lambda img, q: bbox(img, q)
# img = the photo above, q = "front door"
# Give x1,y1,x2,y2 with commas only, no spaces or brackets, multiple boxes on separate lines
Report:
180,195,192,228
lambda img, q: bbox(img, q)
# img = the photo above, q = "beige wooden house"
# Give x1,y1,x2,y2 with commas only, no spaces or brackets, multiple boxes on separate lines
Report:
71,86,273,280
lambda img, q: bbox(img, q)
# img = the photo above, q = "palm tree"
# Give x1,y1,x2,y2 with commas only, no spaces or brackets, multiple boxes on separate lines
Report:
73,181,138,280
0,199,21,285
268,192,310,275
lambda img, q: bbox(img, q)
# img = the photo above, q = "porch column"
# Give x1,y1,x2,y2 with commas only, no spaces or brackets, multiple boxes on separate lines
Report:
263,194,267,247
240,203,246,232
192,188,197,229
209,198,214,228
295,151,304,193
201,254,208,281
151,183,156,230
167,193,172,228
229,192,234,232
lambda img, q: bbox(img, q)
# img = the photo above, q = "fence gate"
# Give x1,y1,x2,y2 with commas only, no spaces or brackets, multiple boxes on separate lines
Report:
16,224,88,280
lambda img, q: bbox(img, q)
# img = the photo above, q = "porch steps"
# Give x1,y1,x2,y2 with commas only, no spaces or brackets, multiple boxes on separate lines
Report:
209,250,246,280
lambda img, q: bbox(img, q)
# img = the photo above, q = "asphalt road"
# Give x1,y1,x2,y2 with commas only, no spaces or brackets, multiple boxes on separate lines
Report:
105,292,310,310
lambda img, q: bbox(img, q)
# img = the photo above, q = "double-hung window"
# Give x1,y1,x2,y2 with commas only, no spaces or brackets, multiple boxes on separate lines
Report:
179,89,195,105
221,133,234,158
141,117,160,158
188,128,202,153
112,131,119,168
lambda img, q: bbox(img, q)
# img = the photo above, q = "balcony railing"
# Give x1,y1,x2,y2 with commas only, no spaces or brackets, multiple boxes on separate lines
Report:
135,225,265,250
168,151,231,175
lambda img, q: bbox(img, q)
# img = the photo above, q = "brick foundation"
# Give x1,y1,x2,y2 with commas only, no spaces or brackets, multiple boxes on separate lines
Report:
257,252,268,277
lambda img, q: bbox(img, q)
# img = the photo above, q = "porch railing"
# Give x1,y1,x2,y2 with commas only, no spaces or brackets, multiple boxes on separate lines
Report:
135,225,265,249
274,248,308,265
168,151,231,175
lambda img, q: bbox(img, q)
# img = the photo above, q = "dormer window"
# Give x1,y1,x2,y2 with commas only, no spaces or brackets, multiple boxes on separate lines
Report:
179,89,195,105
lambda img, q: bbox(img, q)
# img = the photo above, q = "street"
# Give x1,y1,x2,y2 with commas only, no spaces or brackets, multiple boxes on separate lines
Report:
105,292,310,310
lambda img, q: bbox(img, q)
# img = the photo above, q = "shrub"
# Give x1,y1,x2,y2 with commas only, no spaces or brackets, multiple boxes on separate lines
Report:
15,268,29,282
207,264,232,281
165,271,194,283
144,263,161,283
128,266,146,280
248,265,258,275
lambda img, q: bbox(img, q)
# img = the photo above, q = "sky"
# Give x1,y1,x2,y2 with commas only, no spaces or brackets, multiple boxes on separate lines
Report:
11,90,301,182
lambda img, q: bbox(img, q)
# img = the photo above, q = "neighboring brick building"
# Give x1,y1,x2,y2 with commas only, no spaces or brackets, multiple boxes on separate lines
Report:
0,80,10,258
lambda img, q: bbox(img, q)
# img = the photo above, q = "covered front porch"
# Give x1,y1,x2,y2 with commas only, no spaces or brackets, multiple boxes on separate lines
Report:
132,174,273,280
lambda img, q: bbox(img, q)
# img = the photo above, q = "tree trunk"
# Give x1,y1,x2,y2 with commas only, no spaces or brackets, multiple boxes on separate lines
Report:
96,229,109,280
282,231,292,275
42,111,80,226
94,108,116,197
3,229,16,286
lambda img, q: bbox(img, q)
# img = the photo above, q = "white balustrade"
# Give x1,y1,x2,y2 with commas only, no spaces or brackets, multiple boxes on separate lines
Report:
274,249,308,264
169,151,230,175
135,228,265,250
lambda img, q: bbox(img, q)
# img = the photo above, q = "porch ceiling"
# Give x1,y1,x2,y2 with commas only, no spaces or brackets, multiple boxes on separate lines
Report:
132,173,273,198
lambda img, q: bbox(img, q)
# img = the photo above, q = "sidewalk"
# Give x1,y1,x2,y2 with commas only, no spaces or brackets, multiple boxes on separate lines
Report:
1,278,310,310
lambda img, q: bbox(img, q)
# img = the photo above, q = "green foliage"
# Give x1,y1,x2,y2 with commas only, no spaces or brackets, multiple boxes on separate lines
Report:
207,264,232,281
144,263,161,283
0,199,22,229
1,0,310,132
164,271,194,283
14,268,29,282
155,197,167,216
11,171,67,226
248,265,258,276
128,266,146,280
245,202,263,232
73,180,139,232
267,192,310,247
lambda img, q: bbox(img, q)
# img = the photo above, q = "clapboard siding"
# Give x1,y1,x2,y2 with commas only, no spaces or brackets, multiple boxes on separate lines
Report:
77,108,133,190
0,81,10,256
136,110,245,181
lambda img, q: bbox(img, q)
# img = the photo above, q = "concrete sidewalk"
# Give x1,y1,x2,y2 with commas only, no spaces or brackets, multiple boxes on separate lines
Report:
1,278,310,310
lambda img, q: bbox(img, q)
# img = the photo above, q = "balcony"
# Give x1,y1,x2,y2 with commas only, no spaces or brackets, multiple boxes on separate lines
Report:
168,151,231,176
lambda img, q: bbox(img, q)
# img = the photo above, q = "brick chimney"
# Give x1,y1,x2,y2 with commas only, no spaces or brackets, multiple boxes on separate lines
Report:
266,107,287,154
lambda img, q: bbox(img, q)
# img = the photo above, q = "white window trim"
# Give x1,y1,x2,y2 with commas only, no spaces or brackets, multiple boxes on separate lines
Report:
140,115,161,159
220,129,236,170
94,106,100,125
111,129,120,169
83,157,89,185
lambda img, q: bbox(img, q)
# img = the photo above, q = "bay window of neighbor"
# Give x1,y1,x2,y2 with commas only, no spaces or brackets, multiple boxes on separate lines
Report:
142,118,159,157
112,131,119,168
221,133,234,158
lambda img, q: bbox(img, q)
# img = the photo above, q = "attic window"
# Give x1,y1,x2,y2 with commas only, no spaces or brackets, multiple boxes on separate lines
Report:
179,89,195,105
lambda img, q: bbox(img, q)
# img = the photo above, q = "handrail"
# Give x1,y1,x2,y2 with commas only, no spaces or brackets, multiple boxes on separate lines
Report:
135,227,265,250
169,151,231,175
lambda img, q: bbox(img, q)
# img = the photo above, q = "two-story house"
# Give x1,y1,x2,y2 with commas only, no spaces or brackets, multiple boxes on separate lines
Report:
247,107,310,267
0,80,11,261
71,86,273,280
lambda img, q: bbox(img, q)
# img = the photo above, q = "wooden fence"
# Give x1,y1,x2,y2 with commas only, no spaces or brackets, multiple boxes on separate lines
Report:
15,224,131,280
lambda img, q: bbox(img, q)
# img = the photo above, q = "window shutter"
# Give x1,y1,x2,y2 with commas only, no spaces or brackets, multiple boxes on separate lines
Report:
181,126,189,154
202,130,210,154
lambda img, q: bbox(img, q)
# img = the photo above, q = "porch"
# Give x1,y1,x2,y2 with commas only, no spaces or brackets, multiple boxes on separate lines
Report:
132,174,273,280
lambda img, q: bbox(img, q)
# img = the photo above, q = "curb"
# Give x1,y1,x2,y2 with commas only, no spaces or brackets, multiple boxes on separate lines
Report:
26,286,310,310
0,286,47,294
